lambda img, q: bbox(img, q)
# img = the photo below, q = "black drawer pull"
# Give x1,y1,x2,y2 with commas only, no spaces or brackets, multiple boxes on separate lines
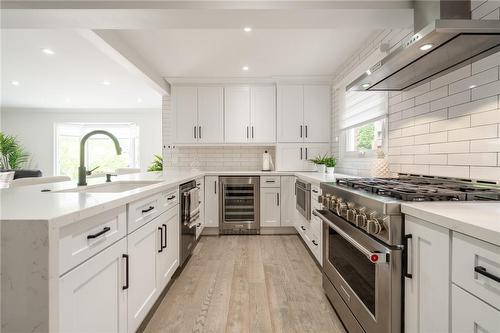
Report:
404,234,413,279
475,266,500,283
162,224,167,249
301,226,306,231
158,227,164,253
265,180,275,183
122,254,129,290
87,227,111,239
167,195,176,201
142,206,154,213
312,189,318,193
312,240,318,246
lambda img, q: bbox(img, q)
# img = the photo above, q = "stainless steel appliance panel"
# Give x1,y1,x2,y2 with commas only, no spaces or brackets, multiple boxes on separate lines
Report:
295,179,311,221
180,180,199,266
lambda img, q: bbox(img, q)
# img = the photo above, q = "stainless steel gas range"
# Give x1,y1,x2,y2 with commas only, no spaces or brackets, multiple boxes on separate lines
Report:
315,176,500,333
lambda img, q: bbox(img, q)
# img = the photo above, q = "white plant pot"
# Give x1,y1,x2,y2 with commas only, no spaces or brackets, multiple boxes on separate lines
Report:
327,167,335,176
317,164,326,173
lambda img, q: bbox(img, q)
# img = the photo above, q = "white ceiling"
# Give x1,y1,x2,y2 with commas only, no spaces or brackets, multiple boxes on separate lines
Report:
0,29,162,109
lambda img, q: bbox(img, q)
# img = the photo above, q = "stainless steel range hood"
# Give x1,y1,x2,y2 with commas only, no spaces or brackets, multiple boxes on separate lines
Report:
347,0,500,92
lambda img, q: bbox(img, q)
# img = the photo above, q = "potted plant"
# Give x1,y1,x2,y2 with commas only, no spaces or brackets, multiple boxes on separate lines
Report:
324,156,337,175
0,132,29,170
147,154,163,172
309,154,327,173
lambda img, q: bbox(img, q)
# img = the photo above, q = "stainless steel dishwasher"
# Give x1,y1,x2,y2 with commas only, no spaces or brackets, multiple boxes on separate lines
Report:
219,176,260,234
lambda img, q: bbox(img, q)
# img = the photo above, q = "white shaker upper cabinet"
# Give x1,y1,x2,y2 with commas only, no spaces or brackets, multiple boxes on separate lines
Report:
197,87,224,143
173,86,223,144
276,143,329,171
277,85,330,143
225,86,251,143
277,85,303,143
173,86,198,144
251,86,276,143
303,85,330,143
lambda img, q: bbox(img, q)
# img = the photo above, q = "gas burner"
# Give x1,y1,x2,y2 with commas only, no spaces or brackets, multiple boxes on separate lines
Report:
336,176,500,201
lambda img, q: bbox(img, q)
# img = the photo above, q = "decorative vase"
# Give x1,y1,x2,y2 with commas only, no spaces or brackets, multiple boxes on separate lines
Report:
317,164,326,173
327,167,335,176
371,149,392,178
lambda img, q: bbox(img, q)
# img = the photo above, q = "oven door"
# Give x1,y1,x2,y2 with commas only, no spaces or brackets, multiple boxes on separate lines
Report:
295,181,311,220
315,209,401,333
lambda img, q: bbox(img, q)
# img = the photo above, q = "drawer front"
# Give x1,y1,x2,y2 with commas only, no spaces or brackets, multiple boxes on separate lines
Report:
159,188,179,214
311,184,321,200
310,214,322,239
128,193,162,233
261,176,281,188
452,232,500,309
452,284,500,333
59,206,127,275
305,228,322,265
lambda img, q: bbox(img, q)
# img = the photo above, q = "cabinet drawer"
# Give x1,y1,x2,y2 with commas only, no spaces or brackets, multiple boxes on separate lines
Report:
452,284,500,333
452,232,500,309
311,214,322,238
311,184,321,199
128,193,162,233
59,206,127,275
261,175,281,188
159,188,179,213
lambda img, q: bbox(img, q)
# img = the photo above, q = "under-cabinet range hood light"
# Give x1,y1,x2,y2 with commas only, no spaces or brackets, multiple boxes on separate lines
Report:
347,0,500,92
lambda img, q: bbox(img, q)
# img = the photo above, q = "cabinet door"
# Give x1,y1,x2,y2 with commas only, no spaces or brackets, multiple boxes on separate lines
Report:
197,86,224,143
303,85,330,143
260,187,281,227
251,86,276,143
452,283,500,333
302,143,330,171
280,176,298,227
127,220,161,333
173,86,198,144
204,176,219,227
225,86,250,143
276,144,306,171
277,85,304,143
59,238,127,333
405,216,450,333
157,207,180,291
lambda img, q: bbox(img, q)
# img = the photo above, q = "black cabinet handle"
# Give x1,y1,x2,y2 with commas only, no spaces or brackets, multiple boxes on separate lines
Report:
167,195,176,201
141,206,154,213
403,234,413,279
475,266,500,283
301,226,306,231
300,125,303,138
277,193,280,206
199,126,202,139
162,224,167,249
312,240,318,246
158,227,163,253
87,226,111,239
300,148,303,160
266,180,275,183
194,126,197,139
122,254,129,290
246,126,249,139
305,147,308,160
312,189,318,193
305,125,308,138
214,180,217,194
252,126,254,139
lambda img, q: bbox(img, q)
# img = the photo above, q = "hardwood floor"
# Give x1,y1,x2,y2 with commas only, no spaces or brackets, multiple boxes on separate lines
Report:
143,235,346,333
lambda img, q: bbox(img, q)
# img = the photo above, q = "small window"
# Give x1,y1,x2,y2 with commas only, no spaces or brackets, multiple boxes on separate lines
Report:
345,118,385,153
55,123,139,179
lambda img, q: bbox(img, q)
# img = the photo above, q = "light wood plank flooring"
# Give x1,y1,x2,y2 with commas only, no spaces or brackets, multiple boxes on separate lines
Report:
143,235,346,333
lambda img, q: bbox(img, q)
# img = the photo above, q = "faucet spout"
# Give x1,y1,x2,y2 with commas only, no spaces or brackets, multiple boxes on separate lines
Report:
78,130,122,186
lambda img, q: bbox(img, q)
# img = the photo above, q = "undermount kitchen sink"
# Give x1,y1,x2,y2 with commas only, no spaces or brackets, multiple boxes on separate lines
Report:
53,180,162,193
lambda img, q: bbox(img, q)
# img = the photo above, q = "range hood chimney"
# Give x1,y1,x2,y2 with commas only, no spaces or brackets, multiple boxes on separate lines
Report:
347,0,500,92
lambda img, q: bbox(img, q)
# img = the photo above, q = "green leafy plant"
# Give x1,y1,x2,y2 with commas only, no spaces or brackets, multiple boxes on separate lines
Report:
323,156,337,168
309,154,328,165
147,154,163,172
0,132,30,169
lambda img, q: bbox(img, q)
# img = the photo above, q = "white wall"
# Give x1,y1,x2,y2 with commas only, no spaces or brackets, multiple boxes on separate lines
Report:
0,108,162,176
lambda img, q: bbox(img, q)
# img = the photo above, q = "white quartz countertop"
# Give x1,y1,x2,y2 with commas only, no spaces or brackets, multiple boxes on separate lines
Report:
402,202,500,246
0,170,351,225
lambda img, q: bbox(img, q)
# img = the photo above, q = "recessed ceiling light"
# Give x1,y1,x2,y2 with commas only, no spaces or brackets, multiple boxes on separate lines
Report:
41,48,55,55
11,80,20,86
242,66,249,71
366,69,372,75
362,83,371,89
419,43,434,51
469,85,476,89
101,80,111,86
243,27,252,32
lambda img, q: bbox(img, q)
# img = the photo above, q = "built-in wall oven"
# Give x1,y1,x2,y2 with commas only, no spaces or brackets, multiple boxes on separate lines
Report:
295,179,311,221
180,180,200,266
219,176,260,234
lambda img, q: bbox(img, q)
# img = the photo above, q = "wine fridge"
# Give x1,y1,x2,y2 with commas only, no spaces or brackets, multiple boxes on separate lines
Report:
219,176,260,234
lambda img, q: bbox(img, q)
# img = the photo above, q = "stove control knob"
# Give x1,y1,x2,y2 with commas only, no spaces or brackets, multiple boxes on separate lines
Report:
355,213,367,227
336,202,348,217
346,202,357,222
367,219,383,234
328,197,337,210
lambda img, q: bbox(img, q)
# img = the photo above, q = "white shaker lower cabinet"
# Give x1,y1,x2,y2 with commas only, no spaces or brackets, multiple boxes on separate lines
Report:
404,215,450,333
260,187,281,227
127,216,162,333
452,284,500,333
59,238,128,333
280,176,297,227
156,207,180,292
204,176,219,227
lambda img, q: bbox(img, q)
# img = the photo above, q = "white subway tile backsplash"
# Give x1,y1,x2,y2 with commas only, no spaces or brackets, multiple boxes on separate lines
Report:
415,86,448,105
388,155,414,164
449,67,498,95
401,164,430,175
470,138,500,152
470,166,500,181
472,52,500,74
402,103,430,119
401,124,430,137
414,109,448,125
389,136,415,147
448,124,498,141
448,153,497,166
471,109,500,126
472,80,500,100
414,154,447,165
430,91,470,112
448,96,498,118
402,82,430,101
414,131,447,144
430,65,471,90
429,165,470,178
429,116,470,132
389,98,415,113
429,141,470,154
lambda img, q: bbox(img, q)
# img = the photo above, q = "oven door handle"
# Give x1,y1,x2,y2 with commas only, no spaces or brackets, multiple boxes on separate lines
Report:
314,210,388,263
